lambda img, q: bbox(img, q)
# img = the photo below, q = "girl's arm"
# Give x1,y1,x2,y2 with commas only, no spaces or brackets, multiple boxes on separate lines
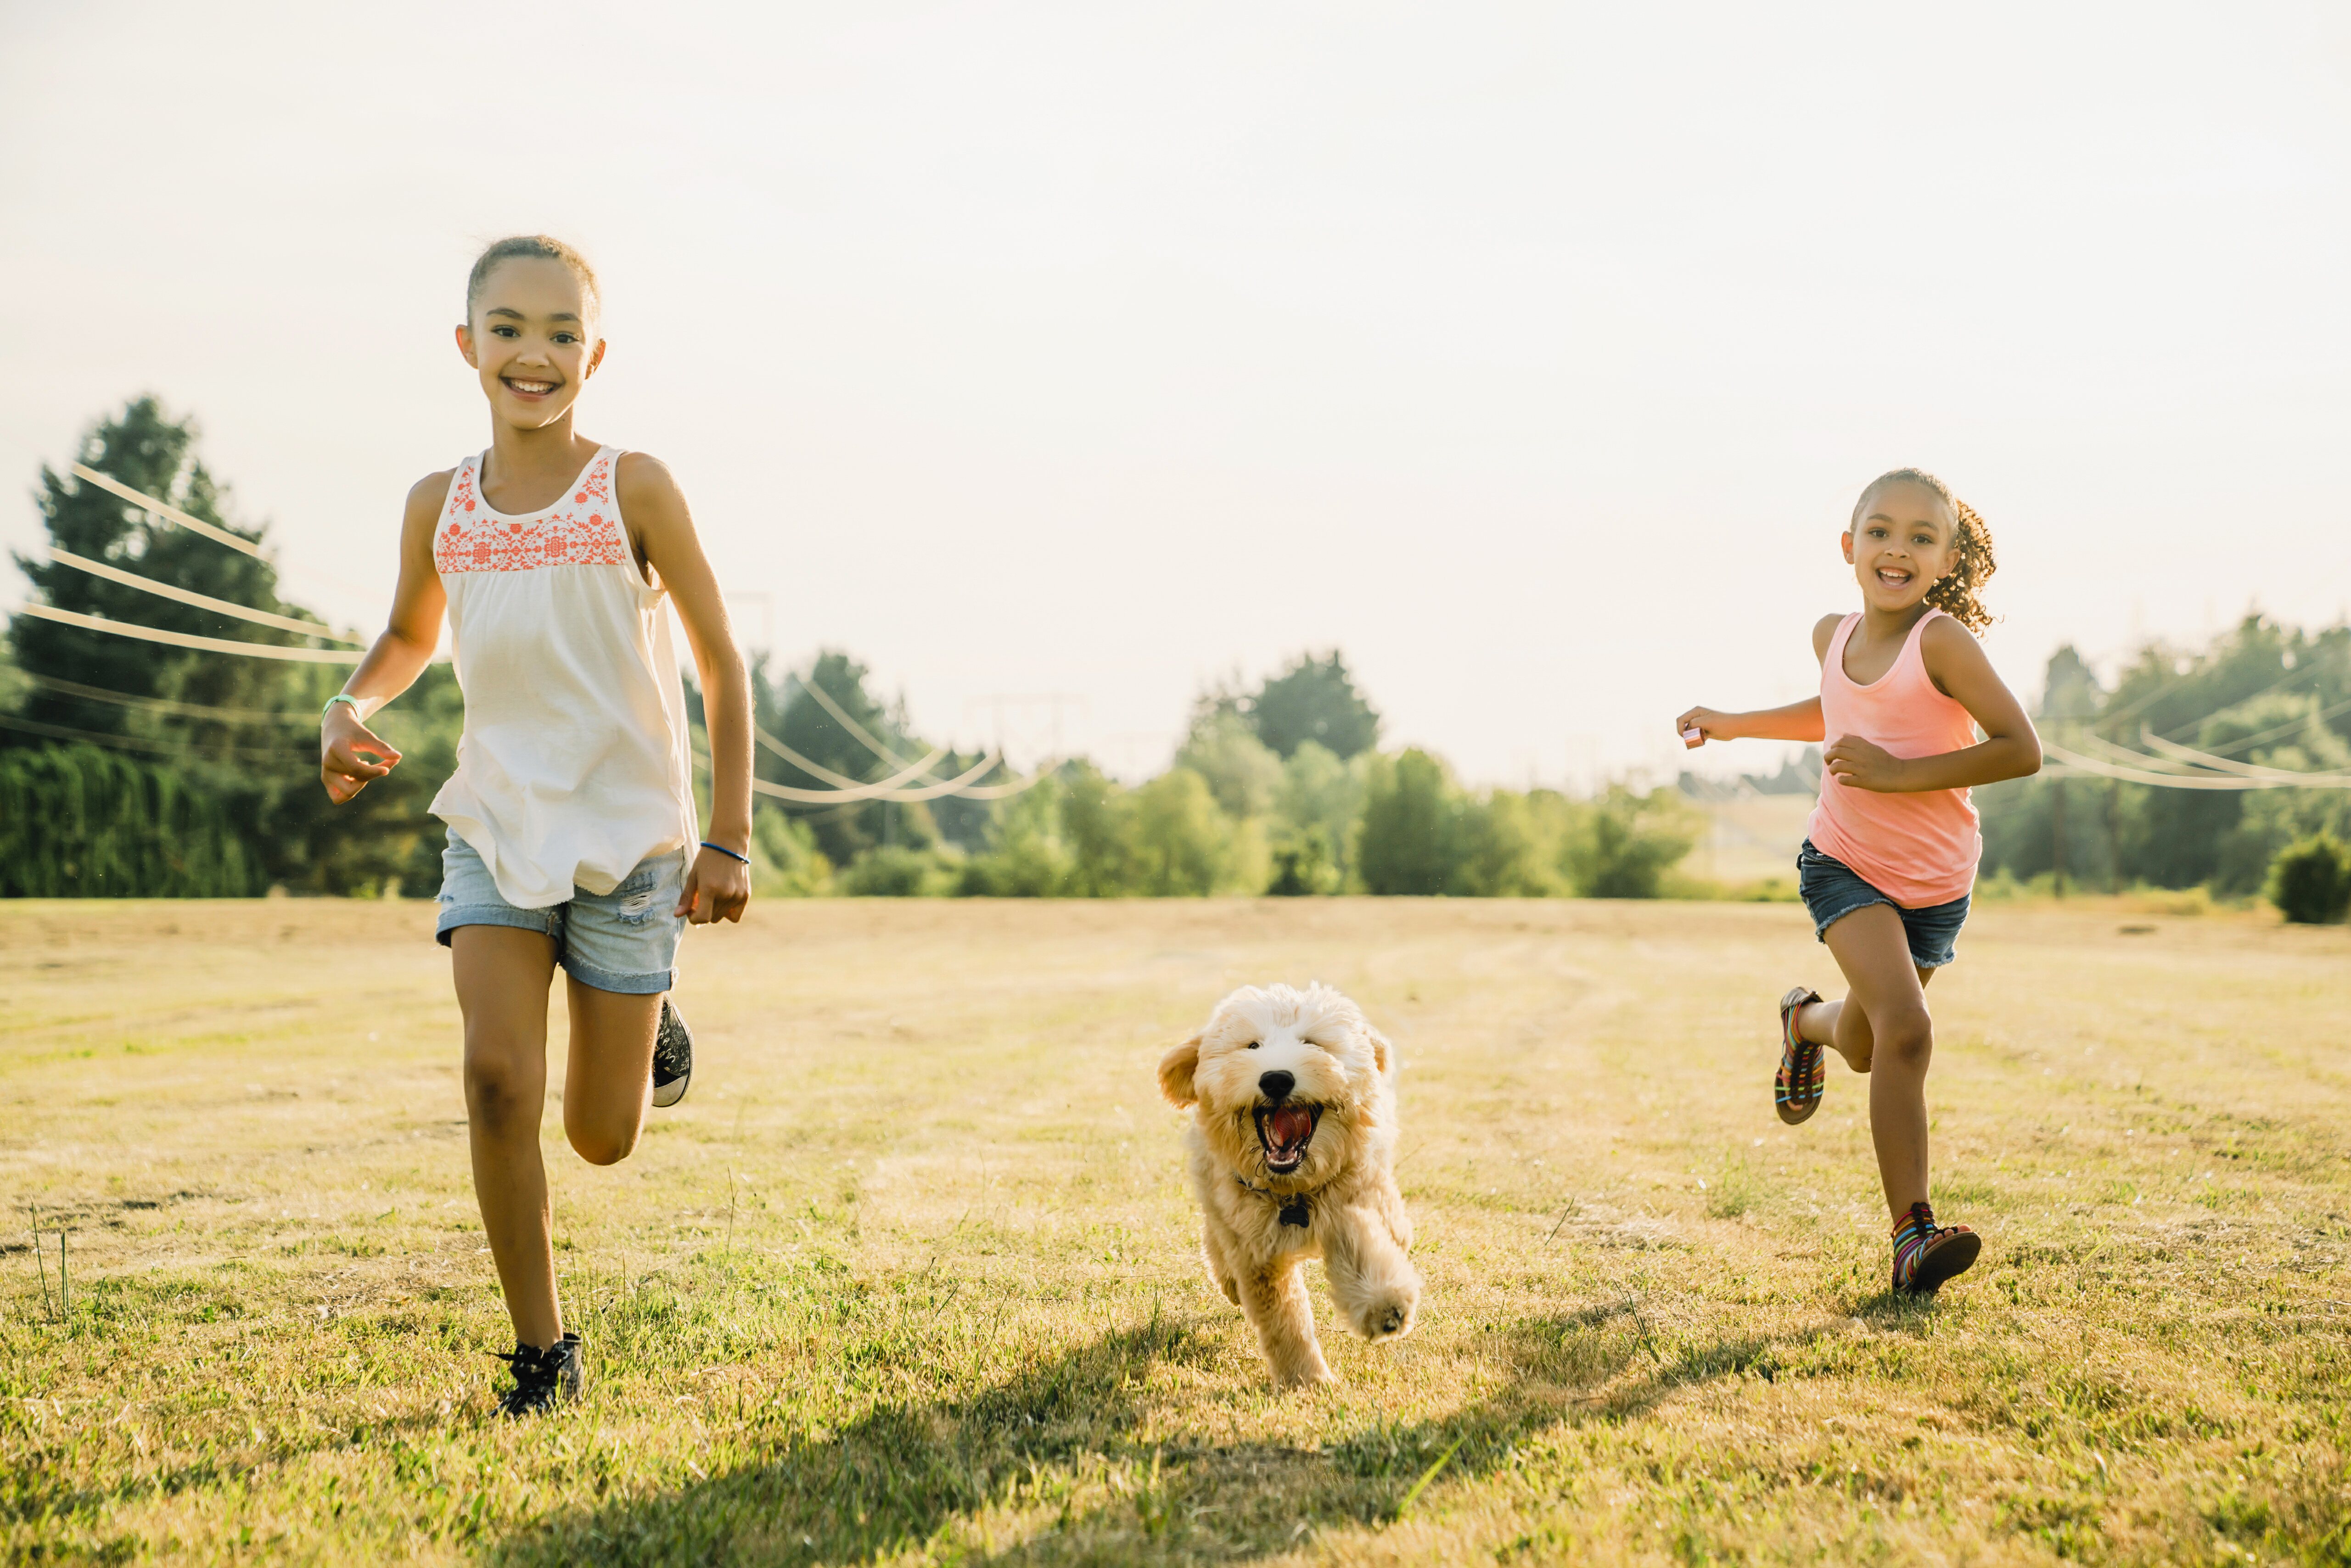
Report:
619,454,752,926
1823,617,2042,793
1677,696,1824,745
320,475,451,803
1674,613,1842,745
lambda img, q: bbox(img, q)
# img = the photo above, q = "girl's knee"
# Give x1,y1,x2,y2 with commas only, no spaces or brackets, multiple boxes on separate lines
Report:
463,1048,540,1130
1875,1008,1934,1066
567,1131,635,1166
564,1106,642,1166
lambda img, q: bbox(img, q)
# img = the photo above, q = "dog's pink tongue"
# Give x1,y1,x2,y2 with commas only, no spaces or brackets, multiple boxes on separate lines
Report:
1269,1106,1313,1148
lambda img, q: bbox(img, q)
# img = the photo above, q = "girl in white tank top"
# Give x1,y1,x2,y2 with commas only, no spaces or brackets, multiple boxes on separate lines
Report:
315,237,755,1414
429,443,697,907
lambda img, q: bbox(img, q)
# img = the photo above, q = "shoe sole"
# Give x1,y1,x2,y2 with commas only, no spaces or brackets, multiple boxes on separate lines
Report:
1775,986,1823,1126
651,1001,691,1108
1902,1229,1981,1295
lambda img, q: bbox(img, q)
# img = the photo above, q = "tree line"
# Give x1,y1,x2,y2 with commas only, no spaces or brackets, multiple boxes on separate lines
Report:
2,401,1701,900
1977,616,2351,912
20,399,2341,913
744,651,1703,900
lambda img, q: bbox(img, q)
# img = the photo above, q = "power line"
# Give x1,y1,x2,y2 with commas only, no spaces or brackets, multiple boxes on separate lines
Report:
2137,727,2351,786
2183,692,2351,758
44,547,359,644
15,672,318,725
5,603,363,663
69,463,271,562
2041,739,2351,791
0,710,309,763
754,725,948,792
787,670,921,769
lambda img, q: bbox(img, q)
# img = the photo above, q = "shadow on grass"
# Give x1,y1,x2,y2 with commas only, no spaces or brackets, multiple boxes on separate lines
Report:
483,1301,1835,1568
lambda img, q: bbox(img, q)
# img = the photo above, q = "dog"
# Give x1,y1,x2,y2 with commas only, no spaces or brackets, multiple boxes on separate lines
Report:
1156,983,1420,1387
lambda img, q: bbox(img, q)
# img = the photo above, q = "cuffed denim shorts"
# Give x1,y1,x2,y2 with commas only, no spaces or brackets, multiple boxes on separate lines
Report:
435,829,686,995
1796,839,1969,970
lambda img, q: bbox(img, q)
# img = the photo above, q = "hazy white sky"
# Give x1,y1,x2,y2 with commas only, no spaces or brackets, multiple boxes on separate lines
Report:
5,2,2348,783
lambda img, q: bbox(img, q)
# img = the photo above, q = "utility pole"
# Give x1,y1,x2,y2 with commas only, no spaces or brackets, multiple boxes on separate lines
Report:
2050,778,2066,898
2107,778,2122,893
966,694,1089,769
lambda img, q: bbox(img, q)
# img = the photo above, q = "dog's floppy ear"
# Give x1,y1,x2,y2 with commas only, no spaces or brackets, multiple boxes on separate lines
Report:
1157,1033,1202,1108
1368,1026,1395,1077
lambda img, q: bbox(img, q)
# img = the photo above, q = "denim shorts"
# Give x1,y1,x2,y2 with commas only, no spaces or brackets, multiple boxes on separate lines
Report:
435,829,686,995
1796,839,1969,970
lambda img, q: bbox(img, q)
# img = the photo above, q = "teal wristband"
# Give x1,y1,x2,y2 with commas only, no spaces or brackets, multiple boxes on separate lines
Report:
323,694,365,719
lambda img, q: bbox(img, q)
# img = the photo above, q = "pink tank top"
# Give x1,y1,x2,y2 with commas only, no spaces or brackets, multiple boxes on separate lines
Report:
1807,609,1981,907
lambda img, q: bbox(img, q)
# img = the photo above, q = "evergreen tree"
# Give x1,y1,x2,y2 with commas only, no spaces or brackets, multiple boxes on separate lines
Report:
752,650,942,868
9,398,335,752
1250,651,1380,760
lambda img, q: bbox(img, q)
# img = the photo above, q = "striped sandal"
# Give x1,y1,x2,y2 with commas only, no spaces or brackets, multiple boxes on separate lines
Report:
1774,985,1825,1125
1891,1201,1980,1295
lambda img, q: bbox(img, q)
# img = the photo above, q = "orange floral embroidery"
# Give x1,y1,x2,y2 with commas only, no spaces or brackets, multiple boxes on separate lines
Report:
435,457,627,574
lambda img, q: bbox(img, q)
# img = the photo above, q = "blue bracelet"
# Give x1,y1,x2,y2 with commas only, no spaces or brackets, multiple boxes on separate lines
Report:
699,840,751,866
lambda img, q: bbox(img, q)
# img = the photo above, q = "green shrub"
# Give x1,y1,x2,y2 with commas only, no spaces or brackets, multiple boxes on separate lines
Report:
955,782,1073,896
1128,768,1232,895
1266,831,1338,896
1057,762,1136,896
0,744,264,896
1564,786,1700,899
1357,749,1464,895
1176,710,1283,819
751,807,833,897
2267,833,2351,924
838,844,954,897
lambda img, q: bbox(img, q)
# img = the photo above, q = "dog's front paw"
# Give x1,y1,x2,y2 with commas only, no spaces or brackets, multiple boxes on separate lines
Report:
1273,1360,1337,1390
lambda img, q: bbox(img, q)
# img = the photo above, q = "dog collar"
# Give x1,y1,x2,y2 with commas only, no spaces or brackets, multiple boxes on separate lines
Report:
1236,1176,1311,1228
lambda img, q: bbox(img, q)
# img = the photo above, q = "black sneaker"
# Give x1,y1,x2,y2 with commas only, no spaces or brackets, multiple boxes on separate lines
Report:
652,999,693,1108
494,1333,583,1418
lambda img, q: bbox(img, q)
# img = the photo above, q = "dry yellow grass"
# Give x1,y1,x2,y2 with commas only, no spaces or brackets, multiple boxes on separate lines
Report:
5,895,2349,1564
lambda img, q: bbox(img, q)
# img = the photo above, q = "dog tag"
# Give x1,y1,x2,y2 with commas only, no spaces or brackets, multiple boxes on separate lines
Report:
1278,1199,1310,1228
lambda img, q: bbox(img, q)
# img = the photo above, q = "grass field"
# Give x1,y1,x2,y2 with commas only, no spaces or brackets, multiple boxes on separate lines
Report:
6,896,2350,1565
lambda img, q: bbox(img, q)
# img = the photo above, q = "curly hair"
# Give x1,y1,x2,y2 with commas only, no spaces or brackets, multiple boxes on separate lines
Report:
1850,467,1997,633
464,235,601,325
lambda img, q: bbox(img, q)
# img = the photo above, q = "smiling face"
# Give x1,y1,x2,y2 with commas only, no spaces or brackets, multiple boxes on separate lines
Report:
1159,983,1394,1190
456,256,605,429
1843,478,1959,614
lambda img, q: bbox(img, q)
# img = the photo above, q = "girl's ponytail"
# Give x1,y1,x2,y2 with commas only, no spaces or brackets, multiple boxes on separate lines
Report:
1925,498,1997,632
1854,468,1998,633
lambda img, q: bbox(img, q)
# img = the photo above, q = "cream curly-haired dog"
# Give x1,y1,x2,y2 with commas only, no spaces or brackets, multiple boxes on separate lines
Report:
1157,983,1420,1387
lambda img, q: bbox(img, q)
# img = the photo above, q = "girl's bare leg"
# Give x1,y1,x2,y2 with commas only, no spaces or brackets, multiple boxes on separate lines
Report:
561,977,661,1166
1797,906,1938,1221
453,926,562,1350
1794,962,1935,1075
454,933,667,1350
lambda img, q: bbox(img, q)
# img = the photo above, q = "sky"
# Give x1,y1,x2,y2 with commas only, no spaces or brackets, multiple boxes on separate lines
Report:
4,2,2348,784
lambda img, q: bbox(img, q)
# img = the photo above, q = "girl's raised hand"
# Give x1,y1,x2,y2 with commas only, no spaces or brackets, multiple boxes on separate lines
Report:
1675,706,1729,747
675,847,751,925
321,709,402,803
1823,734,1906,792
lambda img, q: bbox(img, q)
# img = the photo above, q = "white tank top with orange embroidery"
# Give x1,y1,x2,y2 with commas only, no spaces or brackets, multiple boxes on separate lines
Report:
427,446,696,908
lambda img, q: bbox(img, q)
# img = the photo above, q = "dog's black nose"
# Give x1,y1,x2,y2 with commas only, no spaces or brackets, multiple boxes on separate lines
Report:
1258,1070,1295,1101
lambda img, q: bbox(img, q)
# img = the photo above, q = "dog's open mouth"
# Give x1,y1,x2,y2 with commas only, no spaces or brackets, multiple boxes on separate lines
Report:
1253,1103,1322,1174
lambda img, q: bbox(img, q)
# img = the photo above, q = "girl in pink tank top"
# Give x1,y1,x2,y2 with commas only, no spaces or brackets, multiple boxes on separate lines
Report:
1677,469,2041,1297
